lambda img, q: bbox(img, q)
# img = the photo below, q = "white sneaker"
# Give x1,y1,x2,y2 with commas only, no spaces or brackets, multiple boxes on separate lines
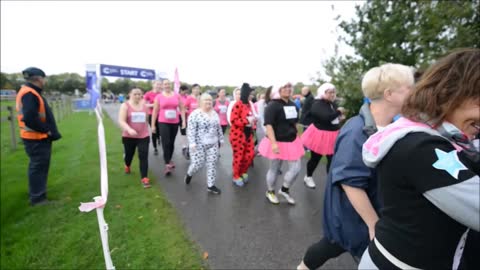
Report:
297,261,309,270
278,189,296,205
304,176,316,189
265,191,279,204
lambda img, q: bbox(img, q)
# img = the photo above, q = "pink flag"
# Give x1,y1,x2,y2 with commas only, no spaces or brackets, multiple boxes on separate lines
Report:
174,68,180,94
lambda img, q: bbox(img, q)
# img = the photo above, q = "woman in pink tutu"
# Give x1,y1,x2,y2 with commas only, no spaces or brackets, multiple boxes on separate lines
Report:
258,83,305,205
301,83,345,189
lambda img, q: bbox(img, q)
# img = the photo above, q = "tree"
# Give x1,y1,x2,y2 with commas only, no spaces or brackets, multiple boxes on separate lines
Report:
320,0,480,118
1,72,12,89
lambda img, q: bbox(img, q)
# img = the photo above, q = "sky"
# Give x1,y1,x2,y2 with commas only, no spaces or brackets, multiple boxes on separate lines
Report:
1,1,362,87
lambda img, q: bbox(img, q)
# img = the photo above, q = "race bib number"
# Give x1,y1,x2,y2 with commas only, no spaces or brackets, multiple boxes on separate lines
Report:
219,105,227,114
131,112,146,123
331,118,340,125
283,106,298,119
164,109,177,119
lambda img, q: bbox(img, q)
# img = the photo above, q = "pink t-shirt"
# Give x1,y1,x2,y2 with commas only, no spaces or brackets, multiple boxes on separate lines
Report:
179,94,188,105
184,95,199,118
122,102,150,139
143,90,160,115
214,98,230,126
155,92,181,124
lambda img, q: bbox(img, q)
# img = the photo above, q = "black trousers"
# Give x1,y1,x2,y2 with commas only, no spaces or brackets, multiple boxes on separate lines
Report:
306,152,333,177
221,125,228,134
148,115,160,150
122,136,150,178
303,237,346,269
23,139,52,204
158,122,179,164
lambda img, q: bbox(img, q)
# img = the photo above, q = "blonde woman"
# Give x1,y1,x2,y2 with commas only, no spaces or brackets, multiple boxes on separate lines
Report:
118,88,151,188
151,79,186,175
298,63,414,270
184,93,224,194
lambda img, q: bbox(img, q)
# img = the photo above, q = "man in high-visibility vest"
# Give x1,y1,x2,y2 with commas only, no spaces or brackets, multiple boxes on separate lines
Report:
16,67,61,206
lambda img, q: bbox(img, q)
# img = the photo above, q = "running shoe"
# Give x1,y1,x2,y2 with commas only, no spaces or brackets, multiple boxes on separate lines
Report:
184,174,192,185
154,148,158,156
241,173,249,183
265,190,279,204
141,177,151,188
124,165,131,174
168,161,176,168
303,176,316,189
233,178,244,187
164,164,173,176
182,147,190,160
278,189,295,205
207,185,221,194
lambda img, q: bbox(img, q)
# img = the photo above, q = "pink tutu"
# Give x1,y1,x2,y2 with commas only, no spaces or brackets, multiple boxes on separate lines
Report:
301,125,339,155
258,137,305,161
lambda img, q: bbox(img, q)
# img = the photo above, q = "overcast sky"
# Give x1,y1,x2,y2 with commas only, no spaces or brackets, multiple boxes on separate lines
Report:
1,1,361,87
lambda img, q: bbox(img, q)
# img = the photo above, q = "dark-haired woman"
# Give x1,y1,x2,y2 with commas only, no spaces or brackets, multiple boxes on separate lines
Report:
360,48,480,269
119,88,151,188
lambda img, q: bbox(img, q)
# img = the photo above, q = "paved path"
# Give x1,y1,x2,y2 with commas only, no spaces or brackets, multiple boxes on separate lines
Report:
103,104,357,269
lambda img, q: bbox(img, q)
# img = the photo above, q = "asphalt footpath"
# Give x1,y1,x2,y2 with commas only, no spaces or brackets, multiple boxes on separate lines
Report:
103,103,357,269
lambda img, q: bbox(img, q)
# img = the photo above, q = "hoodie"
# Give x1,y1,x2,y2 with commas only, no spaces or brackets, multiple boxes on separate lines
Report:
361,117,479,269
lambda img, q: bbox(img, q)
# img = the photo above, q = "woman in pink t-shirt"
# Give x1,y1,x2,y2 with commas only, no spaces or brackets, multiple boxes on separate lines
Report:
180,84,201,158
118,88,151,188
213,88,230,134
151,79,186,175
143,80,162,155
185,84,201,117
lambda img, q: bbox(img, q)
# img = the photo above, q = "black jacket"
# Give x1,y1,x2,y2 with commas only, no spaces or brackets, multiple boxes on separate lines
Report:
21,83,61,141
310,99,341,131
300,92,314,126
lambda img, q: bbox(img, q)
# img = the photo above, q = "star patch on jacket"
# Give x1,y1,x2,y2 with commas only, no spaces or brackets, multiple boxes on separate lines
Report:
432,149,468,180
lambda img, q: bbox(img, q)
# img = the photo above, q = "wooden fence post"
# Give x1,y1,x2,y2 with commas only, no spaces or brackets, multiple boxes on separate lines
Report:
7,106,17,150
59,101,64,122
62,99,66,118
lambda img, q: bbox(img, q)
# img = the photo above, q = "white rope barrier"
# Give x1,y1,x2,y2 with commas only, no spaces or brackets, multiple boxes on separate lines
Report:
78,102,115,270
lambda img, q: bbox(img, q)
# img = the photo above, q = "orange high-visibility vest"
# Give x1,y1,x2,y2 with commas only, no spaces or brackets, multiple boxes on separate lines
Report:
16,85,49,140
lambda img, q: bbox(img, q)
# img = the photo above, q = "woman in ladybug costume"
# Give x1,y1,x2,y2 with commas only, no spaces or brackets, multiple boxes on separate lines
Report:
229,83,256,187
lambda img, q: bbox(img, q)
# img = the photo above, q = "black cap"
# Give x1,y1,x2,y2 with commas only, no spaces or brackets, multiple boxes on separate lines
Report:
22,67,46,79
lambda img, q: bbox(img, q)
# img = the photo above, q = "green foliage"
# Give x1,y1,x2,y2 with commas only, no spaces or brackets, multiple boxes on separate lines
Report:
1,72,11,89
321,0,480,117
46,73,85,94
2,73,24,91
323,55,365,118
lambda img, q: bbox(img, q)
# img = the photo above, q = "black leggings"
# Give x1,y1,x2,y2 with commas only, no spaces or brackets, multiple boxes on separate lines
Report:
221,125,228,134
303,237,345,269
306,152,333,177
122,136,150,178
148,115,160,149
158,122,179,164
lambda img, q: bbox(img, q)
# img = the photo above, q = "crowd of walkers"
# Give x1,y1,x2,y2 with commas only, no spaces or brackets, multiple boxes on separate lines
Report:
117,48,479,269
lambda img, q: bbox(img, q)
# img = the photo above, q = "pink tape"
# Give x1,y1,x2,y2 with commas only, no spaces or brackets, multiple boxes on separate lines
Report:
79,199,106,212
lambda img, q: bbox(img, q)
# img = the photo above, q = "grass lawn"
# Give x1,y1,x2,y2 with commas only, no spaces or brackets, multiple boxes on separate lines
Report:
0,110,206,269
